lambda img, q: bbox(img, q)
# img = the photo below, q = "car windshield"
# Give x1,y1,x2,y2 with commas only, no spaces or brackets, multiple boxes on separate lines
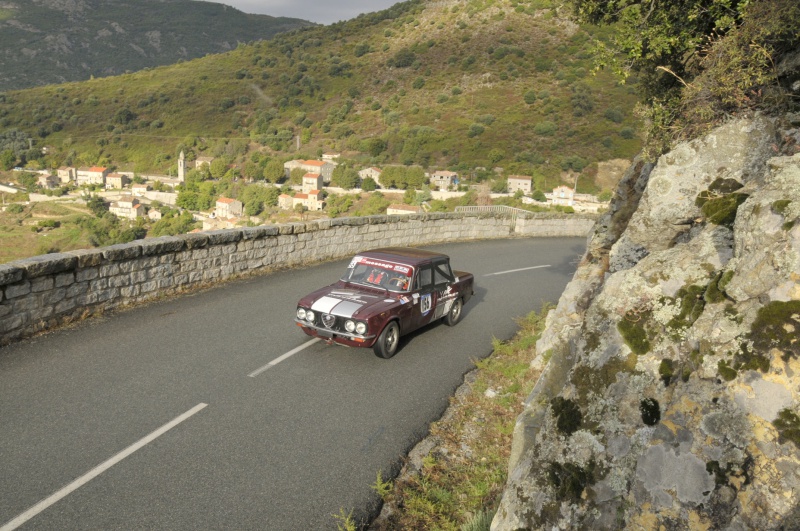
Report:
341,256,413,292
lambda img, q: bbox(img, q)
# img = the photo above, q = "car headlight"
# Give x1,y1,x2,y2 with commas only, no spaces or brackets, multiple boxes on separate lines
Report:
355,322,367,335
305,310,315,322
296,308,306,320
344,320,356,332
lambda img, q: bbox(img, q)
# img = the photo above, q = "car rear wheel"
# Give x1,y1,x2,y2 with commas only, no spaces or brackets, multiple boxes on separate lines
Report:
444,298,463,326
373,321,400,359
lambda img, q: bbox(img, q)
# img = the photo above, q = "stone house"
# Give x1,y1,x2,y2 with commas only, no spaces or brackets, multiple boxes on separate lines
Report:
131,183,151,197
507,175,533,195
358,167,383,188
195,156,214,170
291,190,323,211
215,197,244,219
57,167,75,184
430,170,458,190
284,160,335,183
109,196,143,220
278,193,294,210
552,185,575,206
37,174,60,189
302,173,323,193
76,166,108,186
105,173,130,190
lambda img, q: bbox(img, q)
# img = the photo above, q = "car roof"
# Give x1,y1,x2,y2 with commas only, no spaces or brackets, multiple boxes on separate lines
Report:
359,247,447,266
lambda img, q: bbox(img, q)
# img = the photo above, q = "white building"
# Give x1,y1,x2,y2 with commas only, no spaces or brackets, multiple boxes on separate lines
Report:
507,175,533,195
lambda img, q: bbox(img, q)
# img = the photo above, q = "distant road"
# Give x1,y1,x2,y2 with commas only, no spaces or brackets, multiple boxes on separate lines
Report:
0,237,585,530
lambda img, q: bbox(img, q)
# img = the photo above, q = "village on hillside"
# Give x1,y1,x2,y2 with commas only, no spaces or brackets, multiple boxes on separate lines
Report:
0,149,617,262
3,150,611,217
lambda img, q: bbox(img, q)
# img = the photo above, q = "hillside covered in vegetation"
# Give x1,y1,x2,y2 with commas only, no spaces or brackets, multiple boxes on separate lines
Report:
0,0,313,91
0,0,641,192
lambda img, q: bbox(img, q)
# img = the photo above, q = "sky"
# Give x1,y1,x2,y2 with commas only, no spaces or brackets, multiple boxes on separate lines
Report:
211,1,401,25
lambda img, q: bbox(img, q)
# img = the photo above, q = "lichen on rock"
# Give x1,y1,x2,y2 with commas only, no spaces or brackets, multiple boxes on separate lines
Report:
492,119,800,530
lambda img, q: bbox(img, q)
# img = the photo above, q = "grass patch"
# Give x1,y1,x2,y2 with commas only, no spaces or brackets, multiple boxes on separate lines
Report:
372,306,551,530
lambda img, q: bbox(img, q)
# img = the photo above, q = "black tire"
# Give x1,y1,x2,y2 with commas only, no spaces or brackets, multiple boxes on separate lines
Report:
373,321,400,359
444,298,463,326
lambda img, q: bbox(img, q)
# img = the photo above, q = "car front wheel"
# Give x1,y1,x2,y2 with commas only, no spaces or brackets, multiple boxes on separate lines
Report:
373,321,400,359
444,298,463,326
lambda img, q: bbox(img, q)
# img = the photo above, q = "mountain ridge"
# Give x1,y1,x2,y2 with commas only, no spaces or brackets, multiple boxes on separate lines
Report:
0,0,314,91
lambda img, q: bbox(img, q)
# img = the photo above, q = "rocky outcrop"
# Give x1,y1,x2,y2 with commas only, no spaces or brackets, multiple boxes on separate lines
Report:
493,116,800,530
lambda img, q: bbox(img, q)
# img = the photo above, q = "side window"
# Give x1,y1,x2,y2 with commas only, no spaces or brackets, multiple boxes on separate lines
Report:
433,260,454,285
415,264,433,290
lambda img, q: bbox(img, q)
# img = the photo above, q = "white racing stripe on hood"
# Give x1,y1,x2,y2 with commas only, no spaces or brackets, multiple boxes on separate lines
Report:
330,300,363,318
311,296,343,314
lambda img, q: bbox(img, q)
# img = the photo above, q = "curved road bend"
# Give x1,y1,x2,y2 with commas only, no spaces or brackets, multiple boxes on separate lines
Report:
0,237,586,530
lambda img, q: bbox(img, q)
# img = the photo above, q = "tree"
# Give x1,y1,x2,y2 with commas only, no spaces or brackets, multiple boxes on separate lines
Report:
263,160,285,183
209,159,228,180
332,166,359,190
83,194,108,216
361,177,377,192
289,168,305,185
570,0,748,102
0,150,14,170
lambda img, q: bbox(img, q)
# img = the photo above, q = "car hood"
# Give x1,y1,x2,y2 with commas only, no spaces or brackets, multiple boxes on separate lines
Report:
299,285,399,319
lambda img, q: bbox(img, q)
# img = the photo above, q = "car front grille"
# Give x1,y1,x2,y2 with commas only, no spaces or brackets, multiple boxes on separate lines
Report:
321,313,336,329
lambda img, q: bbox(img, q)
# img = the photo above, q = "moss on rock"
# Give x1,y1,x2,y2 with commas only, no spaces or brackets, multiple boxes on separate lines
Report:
617,309,652,355
773,408,800,448
551,397,582,435
748,300,800,362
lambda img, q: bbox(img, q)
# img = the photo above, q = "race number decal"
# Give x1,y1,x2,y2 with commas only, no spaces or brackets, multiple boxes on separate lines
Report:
421,293,432,315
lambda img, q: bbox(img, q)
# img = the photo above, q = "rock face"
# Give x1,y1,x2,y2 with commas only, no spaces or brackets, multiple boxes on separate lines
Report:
493,116,800,530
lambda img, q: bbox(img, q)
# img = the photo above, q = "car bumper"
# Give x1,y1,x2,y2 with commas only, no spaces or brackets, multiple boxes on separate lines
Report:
295,320,377,348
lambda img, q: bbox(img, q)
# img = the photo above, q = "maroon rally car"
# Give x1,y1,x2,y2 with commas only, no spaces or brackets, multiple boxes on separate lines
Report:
295,248,475,358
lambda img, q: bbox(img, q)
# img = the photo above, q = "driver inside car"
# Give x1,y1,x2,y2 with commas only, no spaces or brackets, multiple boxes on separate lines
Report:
367,268,386,285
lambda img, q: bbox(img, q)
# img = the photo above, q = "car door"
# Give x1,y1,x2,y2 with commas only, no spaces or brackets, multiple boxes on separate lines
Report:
431,258,457,320
410,261,437,331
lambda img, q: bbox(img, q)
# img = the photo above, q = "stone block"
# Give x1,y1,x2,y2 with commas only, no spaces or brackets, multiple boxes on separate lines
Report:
0,303,12,318
206,229,243,245
0,263,24,286
16,253,78,278
5,281,31,299
99,263,120,278
183,232,210,249
109,276,131,288
13,296,37,313
42,288,66,305
55,272,74,288
0,314,24,334
76,267,99,283
122,285,142,298
90,278,109,291
102,242,142,262
66,282,88,298
55,298,78,314
140,235,185,256
31,305,54,321
31,277,54,293
139,281,158,293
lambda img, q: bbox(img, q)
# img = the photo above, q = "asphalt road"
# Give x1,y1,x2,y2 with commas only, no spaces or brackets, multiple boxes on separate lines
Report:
0,237,585,530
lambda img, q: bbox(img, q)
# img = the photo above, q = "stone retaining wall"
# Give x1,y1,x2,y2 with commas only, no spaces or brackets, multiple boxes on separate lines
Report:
0,212,595,346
